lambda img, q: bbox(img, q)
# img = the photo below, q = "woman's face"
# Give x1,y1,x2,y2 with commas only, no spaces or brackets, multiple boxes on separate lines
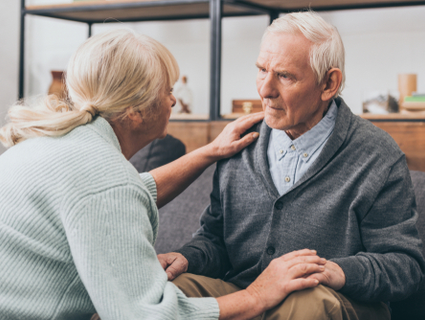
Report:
150,86,177,139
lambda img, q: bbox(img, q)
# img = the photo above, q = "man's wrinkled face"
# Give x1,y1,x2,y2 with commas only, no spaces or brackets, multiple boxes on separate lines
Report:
256,32,327,139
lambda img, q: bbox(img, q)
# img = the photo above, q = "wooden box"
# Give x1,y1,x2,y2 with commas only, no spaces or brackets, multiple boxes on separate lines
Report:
232,99,263,114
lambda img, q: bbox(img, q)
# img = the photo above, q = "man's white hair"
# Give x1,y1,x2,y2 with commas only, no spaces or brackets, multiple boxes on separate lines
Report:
263,11,345,97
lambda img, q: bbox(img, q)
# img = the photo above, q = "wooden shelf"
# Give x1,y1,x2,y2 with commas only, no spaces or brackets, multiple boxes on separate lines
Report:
25,0,263,23
244,0,425,11
25,0,425,23
360,112,425,121
169,113,209,120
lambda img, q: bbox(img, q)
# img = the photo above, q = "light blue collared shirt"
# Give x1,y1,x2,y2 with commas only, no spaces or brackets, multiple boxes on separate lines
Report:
267,100,338,196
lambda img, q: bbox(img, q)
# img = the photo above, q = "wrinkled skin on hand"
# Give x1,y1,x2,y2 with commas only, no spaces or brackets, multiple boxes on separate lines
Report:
245,249,326,311
157,252,189,281
206,112,264,161
307,260,346,291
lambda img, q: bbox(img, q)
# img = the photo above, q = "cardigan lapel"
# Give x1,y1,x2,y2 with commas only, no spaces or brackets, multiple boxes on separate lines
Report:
254,120,281,199
283,98,353,195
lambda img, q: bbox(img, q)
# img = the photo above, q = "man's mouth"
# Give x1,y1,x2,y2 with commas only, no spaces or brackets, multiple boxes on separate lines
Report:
264,104,281,110
262,99,281,110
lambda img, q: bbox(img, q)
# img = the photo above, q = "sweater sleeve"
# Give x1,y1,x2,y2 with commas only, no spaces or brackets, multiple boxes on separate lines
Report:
175,166,232,278
62,183,219,320
333,156,425,302
139,172,157,203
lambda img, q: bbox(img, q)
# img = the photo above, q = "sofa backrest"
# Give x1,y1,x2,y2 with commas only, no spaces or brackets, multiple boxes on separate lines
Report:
130,134,186,173
391,170,425,320
411,170,425,258
154,164,215,254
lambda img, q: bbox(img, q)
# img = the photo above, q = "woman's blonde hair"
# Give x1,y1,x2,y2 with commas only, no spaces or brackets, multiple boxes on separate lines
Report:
264,11,345,97
0,29,179,148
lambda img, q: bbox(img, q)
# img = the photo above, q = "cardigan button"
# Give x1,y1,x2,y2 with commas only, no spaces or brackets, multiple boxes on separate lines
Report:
266,246,275,255
274,201,283,210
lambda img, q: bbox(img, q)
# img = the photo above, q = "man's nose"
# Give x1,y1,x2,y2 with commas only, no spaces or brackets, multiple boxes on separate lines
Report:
259,73,279,99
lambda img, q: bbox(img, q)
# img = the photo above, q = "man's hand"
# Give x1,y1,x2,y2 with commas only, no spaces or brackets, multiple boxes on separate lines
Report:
307,260,346,291
245,249,326,311
157,252,188,281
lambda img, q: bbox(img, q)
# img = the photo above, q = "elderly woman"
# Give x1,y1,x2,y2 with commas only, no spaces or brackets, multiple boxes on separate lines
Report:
0,29,325,320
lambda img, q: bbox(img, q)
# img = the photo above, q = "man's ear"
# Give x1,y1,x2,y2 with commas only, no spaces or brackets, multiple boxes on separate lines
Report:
321,68,342,102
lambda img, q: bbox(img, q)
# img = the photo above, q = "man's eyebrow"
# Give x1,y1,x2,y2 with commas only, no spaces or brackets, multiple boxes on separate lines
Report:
255,62,263,69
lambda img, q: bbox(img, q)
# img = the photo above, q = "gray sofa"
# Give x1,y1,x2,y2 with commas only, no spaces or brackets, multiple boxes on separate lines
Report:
130,137,425,319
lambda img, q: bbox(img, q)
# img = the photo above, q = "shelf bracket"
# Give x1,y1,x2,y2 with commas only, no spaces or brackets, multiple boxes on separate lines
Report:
269,10,279,24
19,0,26,99
209,0,222,120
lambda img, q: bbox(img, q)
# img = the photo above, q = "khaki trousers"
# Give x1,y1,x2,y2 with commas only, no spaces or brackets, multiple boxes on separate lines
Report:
173,273,391,320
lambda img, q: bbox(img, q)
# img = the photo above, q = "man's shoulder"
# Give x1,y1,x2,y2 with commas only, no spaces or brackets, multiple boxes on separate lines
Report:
216,119,267,175
350,113,402,155
337,99,403,161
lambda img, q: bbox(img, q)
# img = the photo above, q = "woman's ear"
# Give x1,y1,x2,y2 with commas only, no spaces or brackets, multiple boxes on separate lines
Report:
125,107,144,128
321,68,343,102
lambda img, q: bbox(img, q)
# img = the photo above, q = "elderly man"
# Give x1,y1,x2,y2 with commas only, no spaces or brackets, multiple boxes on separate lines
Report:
158,11,424,319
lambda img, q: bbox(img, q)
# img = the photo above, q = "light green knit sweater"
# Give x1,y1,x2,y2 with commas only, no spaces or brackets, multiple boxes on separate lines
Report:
0,117,219,320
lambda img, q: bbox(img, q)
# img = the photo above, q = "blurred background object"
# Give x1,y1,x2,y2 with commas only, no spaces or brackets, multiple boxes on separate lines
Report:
47,70,67,100
362,92,398,114
399,74,425,114
174,75,193,114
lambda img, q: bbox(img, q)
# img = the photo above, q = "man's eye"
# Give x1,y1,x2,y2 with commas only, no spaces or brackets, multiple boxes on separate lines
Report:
279,73,288,79
259,68,266,73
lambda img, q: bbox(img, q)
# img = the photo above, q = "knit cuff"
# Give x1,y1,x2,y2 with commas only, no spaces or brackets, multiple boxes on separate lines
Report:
331,256,364,298
139,172,157,203
174,246,203,275
184,296,220,320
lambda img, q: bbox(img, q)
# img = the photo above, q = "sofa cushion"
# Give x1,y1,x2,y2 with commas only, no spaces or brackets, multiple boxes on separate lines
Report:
130,134,186,173
154,164,215,254
390,170,425,320
411,170,425,258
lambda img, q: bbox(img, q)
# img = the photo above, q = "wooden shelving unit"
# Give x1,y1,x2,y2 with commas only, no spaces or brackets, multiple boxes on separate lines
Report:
19,0,275,121
19,0,425,120
19,0,425,169
25,0,259,22
361,112,425,121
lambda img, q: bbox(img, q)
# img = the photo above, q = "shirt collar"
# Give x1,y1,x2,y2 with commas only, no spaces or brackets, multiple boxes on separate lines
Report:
271,100,338,162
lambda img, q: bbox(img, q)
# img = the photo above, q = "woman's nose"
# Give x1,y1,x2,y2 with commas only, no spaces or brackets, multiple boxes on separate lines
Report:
171,94,177,108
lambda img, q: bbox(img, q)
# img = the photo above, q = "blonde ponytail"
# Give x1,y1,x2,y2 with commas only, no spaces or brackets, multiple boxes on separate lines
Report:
0,28,179,148
0,95,95,148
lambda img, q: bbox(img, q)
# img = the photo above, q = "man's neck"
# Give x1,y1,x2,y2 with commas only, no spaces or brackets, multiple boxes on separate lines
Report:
285,100,332,140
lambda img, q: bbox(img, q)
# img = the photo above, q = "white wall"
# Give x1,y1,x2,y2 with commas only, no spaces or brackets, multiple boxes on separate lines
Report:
322,7,425,114
0,1,20,155
1,2,425,155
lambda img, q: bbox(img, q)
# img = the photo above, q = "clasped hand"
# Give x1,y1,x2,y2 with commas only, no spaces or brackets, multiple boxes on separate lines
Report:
157,252,188,281
158,249,346,311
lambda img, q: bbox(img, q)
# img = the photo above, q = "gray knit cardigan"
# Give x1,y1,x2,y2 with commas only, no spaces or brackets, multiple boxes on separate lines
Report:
177,98,425,302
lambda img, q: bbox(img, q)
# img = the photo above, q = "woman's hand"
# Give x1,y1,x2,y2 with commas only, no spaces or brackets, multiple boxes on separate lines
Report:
206,112,264,161
216,249,326,320
151,112,264,208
